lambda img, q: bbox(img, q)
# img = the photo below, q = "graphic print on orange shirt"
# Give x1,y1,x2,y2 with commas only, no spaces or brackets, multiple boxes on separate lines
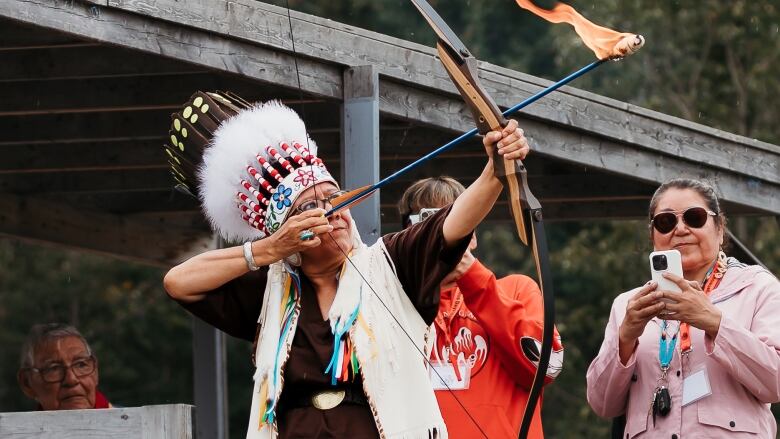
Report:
432,300,490,378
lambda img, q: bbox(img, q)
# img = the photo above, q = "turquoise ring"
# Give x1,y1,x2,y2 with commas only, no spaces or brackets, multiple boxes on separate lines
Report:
299,230,315,241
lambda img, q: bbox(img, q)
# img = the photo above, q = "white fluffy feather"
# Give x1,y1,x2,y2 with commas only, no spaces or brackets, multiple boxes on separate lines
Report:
198,101,318,243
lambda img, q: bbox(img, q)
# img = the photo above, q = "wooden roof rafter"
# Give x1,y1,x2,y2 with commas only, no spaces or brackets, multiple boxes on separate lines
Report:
0,0,777,266
2,0,776,212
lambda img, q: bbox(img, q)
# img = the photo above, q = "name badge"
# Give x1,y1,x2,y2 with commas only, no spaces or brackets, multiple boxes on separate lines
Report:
430,361,471,391
682,367,712,406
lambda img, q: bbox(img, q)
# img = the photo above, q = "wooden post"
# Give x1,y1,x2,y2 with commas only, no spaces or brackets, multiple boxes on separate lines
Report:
342,65,381,243
191,236,228,439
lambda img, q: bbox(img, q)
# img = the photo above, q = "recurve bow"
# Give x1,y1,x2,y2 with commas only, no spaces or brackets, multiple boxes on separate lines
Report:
409,2,556,438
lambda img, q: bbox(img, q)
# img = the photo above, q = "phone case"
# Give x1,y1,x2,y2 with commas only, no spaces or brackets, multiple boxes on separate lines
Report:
649,249,684,294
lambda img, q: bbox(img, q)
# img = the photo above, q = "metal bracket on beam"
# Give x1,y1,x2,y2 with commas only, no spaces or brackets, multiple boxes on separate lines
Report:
342,65,380,244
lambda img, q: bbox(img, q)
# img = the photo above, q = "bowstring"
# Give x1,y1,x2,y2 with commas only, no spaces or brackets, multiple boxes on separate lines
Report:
283,2,488,437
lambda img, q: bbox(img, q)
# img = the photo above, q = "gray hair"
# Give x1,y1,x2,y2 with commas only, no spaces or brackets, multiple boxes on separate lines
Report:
19,323,93,369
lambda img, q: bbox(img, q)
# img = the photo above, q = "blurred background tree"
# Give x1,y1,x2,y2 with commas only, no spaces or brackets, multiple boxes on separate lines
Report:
0,241,192,410
1,1,777,437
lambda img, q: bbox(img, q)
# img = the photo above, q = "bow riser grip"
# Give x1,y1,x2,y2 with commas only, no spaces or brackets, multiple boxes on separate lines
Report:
491,149,543,246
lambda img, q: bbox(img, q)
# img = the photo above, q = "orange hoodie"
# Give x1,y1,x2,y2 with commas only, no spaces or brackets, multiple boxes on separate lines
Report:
431,260,563,439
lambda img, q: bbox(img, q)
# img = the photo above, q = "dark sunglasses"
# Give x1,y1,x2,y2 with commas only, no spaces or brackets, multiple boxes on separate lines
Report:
292,190,347,216
651,206,716,234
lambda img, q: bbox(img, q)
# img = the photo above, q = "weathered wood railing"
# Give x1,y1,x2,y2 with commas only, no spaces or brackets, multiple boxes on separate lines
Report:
0,404,194,438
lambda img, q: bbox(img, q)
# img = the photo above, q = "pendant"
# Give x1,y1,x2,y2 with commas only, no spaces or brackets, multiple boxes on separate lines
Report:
652,386,672,426
657,387,671,415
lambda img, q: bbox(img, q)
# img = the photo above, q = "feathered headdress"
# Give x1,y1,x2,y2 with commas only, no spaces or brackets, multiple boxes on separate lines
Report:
164,91,336,243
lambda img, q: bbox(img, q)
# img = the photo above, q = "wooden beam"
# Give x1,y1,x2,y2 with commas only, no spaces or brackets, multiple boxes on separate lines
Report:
0,139,166,174
379,79,780,185
0,169,173,194
91,0,778,214
376,199,655,227
96,0,780,185
0,126,474,176
0,193,211,266
518,118,780,215
0,73,331,116
375,173,655,202
0,130,339,174
0,0,777,215
0,158,642,197
377,106,780,215
1,124,768,219
0,106,340,145
47,191,202,215
0,0,341,97
378,198,764,230
0,16,84,48
0,124,472,177
0,45,205,82
129,211,210,229
0,110,171,144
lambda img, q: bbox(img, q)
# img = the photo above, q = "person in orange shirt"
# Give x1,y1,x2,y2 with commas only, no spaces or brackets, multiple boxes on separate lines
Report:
399,177,564,439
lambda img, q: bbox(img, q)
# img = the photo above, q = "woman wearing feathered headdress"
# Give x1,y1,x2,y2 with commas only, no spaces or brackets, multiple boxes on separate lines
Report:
162,91,530,439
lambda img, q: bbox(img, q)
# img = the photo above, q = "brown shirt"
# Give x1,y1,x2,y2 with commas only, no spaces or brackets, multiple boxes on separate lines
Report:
179,206,469,438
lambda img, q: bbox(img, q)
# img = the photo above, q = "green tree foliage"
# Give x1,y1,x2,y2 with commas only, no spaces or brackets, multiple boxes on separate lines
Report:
0,241,193,411
548,0,780,143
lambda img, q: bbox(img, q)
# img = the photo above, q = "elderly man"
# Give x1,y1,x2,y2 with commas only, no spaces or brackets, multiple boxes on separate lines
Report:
17,323,111,410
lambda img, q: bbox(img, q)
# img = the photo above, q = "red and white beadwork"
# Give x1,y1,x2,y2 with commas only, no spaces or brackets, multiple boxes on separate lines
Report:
199,100,336,243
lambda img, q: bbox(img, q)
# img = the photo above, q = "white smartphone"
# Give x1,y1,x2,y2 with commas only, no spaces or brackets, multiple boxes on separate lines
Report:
649,249,683,301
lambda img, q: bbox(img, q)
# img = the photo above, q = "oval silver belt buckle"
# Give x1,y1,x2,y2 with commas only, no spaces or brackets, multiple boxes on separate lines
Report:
311,389,346,410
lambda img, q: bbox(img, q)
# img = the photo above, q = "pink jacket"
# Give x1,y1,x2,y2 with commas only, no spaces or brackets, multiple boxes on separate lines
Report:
587,262,780,438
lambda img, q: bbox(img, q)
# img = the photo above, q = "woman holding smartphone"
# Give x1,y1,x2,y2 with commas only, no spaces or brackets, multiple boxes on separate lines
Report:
586,178,780,438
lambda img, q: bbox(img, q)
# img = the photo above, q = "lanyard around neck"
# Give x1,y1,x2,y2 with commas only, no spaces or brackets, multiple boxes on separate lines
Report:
658,320,678,369
681,254,727,353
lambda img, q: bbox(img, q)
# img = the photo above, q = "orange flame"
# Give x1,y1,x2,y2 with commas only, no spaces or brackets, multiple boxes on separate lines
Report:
515,0,644,60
